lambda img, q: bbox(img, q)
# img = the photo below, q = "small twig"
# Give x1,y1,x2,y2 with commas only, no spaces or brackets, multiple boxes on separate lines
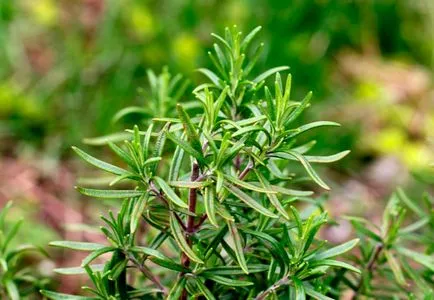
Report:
352,243,383,299
181,162,200,300
239,160,254,180
255,276,291,300
127,253,167,295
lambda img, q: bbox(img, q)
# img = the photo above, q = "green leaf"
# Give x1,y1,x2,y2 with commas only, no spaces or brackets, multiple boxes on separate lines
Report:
292,277,306,300
284,91,312,126
72,146,129,176
154,176,188,208
384,250,406,285
397,247,434,271
309,259,360,274
199,264,268,276
272,151,330,190
131,246,187,272
224,174,276,194
112,106,151,123
177,104,203,155
284,121,340,140
166,131,206,166
289,206,303,238
169,181,209,189
197,68,223,88
170,213,204,264
49,241,106,251
83,132,131,146
81,247,116,266
76,187,143,199
201,274,253,287
54,264,105,275
2,219,23,252
396,188,424,217
240,26,262,51
5,280,19,300
204,185,218,227
255,170,290,220
41,291,97,300
253,66,290,83
227,220,249,274
225,183,278,218
298,150,350,163
314,239,359,260
195,278,216,300
130,193,148,234
167,276,186,299
303,284,333,300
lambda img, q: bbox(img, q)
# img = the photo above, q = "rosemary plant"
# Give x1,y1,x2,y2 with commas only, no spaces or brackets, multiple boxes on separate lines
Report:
0,202,49,299
44,26,361,299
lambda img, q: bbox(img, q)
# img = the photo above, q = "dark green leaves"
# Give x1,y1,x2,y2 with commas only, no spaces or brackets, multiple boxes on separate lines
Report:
154,176,188,208
169,213,203,264
224,183,278,218
227,221,248,274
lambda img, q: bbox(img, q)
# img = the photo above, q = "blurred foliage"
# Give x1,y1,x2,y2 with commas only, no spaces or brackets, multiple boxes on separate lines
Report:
0,0,432,167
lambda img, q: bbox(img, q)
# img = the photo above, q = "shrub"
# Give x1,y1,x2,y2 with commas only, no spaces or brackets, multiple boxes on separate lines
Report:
42,26,433,299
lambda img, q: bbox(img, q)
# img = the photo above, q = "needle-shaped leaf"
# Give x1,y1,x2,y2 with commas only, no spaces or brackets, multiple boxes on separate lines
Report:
271,151,330,190
255,170,289,220
49,241,106,251
54,264,105,275
309,259,360,274
291,150,350,164
200,274,253,287
199,264,268,276
240,26,262,51
397,247,434,271
224,183,278,218
81,247,117,266
197,68,223,88
76,187,143,199
169,181,209,189
167,277,186,300
303,284,333,300
253,66,290,83
72,146,129,176
177,104,203,154
284,91,312,126
131,246,187,272
41,290,97,300
130,193,149,234
204,185,218,227
154,176,188,208
224,174,276,193
167,131,206,166
284,121,340,140
112,106,152,124
169,213,203,264
314,239,359,260
227,220,249,274
384,250,406,285
292,277,306,300
195,278,216,300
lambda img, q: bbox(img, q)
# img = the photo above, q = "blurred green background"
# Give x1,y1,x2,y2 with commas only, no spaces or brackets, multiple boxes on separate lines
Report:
0,0,433,294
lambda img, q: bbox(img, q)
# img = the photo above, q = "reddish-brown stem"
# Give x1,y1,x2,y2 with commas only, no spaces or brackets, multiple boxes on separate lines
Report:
239,160,254,180
352,243,383,299
181,162,200,300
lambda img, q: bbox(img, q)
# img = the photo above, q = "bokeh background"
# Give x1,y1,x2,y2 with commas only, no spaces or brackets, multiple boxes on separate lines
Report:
0,0,433,294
